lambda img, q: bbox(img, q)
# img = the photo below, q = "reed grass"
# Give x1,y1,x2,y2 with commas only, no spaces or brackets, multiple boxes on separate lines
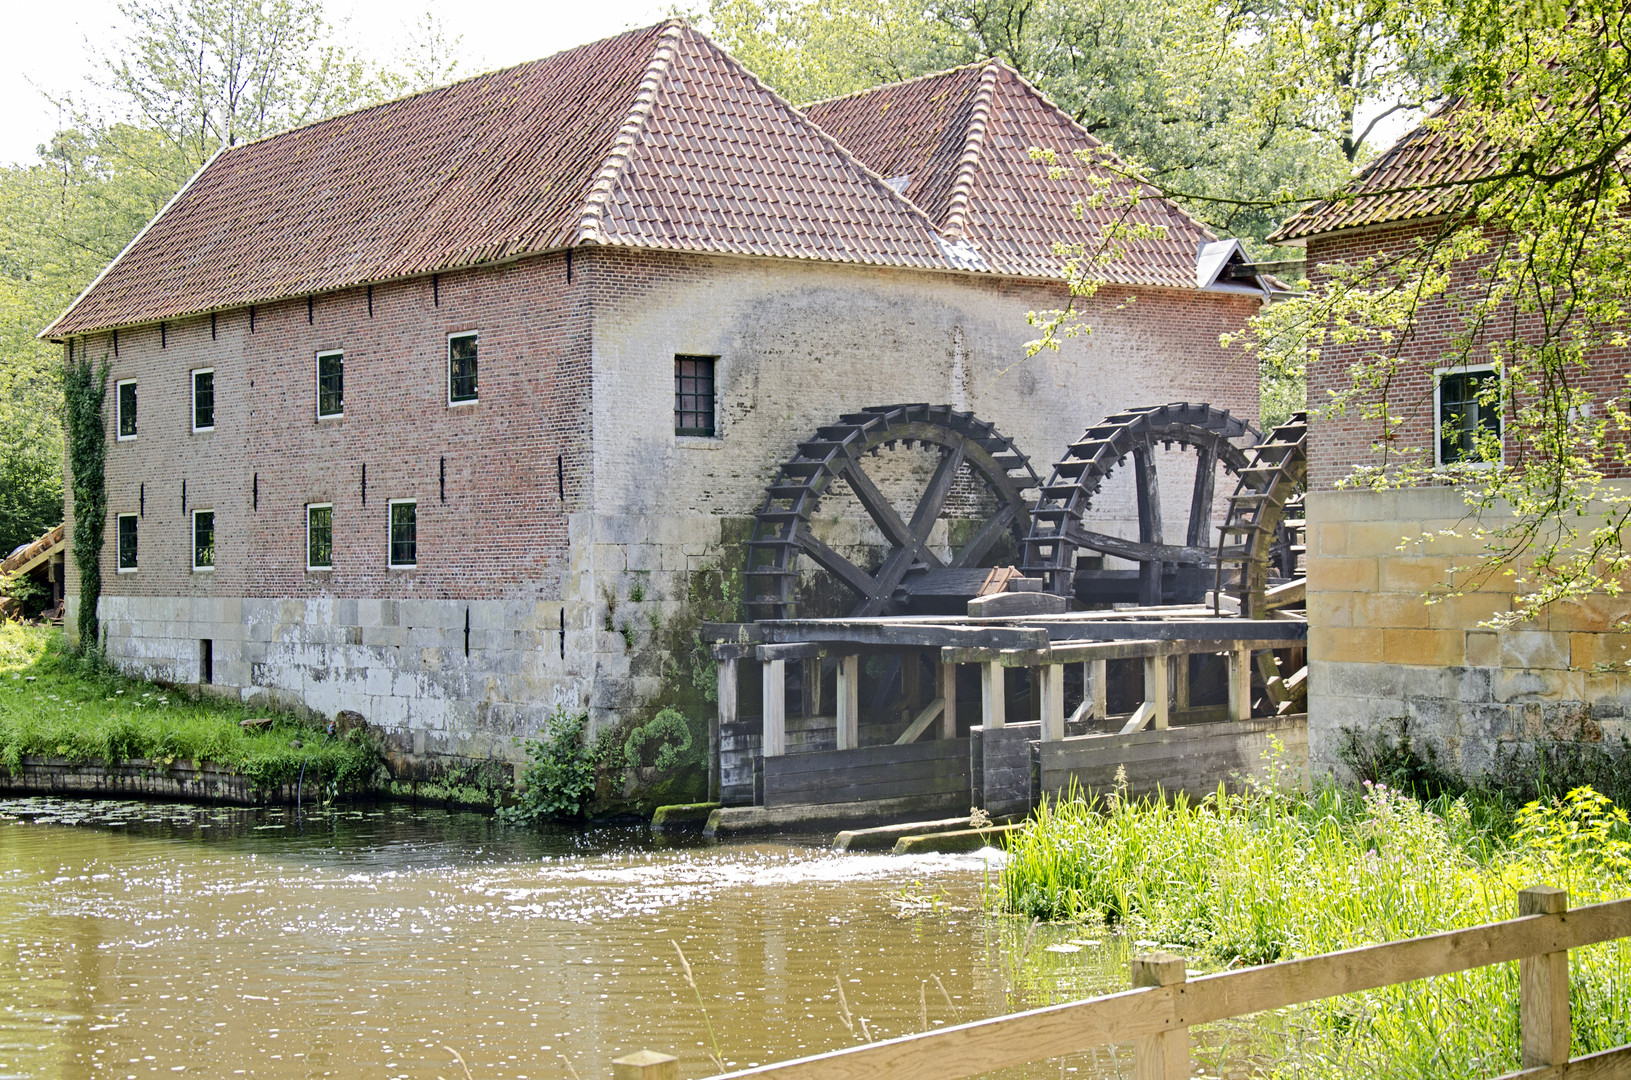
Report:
0,624,379,789
999,773,1631,1077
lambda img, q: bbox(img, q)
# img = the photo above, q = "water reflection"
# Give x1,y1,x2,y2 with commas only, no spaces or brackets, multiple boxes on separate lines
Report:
0,799,1130,1080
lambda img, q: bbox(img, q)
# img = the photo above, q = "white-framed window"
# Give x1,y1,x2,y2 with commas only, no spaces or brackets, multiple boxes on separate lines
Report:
192,368,215,432
116,379,138,440
448,331,478,405
1434,364,1503,466
306,503,333,571
116,513,138,572
316,350,344,418
192,508,215,571
387,499,417,568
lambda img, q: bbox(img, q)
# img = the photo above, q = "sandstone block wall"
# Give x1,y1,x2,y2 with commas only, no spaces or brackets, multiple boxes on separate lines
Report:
1306,486,1631,777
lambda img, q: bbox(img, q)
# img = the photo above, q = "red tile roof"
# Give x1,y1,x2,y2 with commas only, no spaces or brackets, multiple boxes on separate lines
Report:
1268,105,1496,244
806,62,1220,288
46,22,962,338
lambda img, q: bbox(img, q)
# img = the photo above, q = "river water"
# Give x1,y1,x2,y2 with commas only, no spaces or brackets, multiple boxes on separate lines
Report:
0,799,1144,1080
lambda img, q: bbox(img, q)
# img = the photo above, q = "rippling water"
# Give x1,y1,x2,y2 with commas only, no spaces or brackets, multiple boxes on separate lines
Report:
0,799,1136,1080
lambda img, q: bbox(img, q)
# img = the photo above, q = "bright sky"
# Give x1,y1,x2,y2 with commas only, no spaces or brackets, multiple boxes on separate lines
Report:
1,0,676,166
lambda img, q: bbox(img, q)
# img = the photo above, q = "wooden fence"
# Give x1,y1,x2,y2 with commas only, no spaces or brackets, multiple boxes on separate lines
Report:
610,887,1631,1080
761,739,970,807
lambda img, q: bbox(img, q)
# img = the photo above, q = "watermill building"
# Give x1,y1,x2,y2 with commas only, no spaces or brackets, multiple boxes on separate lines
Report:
44,21,1279,771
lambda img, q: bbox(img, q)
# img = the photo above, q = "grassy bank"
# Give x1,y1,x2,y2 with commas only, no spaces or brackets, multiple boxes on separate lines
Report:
0,624,379,791
1000,775,1631,1077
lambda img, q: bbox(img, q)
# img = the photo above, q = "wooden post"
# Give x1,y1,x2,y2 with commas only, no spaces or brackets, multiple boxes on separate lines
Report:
1519,885,1571,1069
611,1051,678,1080
1143,654,1170,730
902,649,922,710
713,656,736,803
981,661,1006,728
836,654,860,750
1172,653,1190,720
762,658,786,757
938,661,957,739
803,656,823,717
1039,664,1065,742
1133,443,1164,608
1130,953,1189,1080
1091,659,1107,720
1229,644,1252,722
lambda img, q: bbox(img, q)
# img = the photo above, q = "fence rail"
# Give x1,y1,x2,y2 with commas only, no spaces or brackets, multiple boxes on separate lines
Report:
610,888,1631,1080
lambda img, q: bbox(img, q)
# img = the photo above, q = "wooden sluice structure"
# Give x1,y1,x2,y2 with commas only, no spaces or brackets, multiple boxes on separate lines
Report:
710,403,1311,817
706,607,1308,814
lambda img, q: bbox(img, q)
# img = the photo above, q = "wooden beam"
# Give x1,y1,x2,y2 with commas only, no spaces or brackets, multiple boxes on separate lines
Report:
939,662,958,739
1039,664,1065,742
1065,523,1223,568
1134,443,1163,607
981,661,1006,729
1091,659,1107,720
1186,443,1218,549
1144,655,1170,730
895,698,947,745
1229,644,1253,723
837,655,860,751
1119,701,1156,735
714,656,737,802
1520,887,1571,1069
1263,577,1305,610
763,659,786,757
804,657,823,717
1131,955,1190,1080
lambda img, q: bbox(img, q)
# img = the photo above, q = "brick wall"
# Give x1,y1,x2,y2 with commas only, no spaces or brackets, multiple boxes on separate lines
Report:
1306,486,1631,776
64,243,1264,759
1305,220,1631,491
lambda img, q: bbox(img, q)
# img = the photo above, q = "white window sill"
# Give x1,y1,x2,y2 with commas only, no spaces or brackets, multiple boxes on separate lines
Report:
117,567,138,574
676,434,724,449
447,398,478,408
191,567,215,573
117,435,137,442
192,426,215,434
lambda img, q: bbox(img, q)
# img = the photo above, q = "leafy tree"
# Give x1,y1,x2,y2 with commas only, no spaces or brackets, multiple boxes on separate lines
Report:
1236,0,1631,621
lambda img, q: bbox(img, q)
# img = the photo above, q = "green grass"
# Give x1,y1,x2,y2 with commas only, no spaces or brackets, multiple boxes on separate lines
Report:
0,624,380,791
999,771,1631,1077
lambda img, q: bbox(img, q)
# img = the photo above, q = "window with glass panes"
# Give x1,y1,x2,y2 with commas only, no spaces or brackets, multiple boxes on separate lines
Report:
117,514,138,570
674,355,716,436
192,369,214,431
388,501,416,567
317,351,344,417
1438,368,1501,464
192,510,215,570
307,505,332,569
117,381,138,439
449,333,478,403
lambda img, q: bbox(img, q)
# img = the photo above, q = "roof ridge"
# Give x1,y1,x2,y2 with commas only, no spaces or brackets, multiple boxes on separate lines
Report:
941,60,1002,239
576,20,687,245
802,59,994,110
664,24,961,242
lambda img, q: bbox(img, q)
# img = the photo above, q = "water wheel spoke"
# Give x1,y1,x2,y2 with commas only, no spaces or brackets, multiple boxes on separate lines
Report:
842,458,916,551
1186,443,1218,548
794,530,882,600
908,442,966,543
851,544,922,617
949,503,1018,568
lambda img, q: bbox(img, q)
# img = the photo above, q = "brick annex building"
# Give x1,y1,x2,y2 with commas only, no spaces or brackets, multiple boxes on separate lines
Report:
45,21,1275,766
1274,115,1631,776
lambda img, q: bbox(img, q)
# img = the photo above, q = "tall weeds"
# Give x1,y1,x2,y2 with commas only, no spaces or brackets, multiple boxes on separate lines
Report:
998,777,1631,1077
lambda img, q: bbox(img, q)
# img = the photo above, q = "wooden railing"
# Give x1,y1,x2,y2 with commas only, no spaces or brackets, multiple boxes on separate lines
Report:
610,887,1631,1080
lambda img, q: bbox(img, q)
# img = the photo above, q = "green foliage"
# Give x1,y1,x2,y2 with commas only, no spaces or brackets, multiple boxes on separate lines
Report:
0,625,379,789
621,707,698,772
61,358,108,648
999,778,1631,1075
1232,0,1631,620
500,708,599,823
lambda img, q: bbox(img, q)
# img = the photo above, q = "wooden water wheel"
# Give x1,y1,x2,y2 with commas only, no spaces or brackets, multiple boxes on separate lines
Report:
744,404,1040,621
1020,403,1262,607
